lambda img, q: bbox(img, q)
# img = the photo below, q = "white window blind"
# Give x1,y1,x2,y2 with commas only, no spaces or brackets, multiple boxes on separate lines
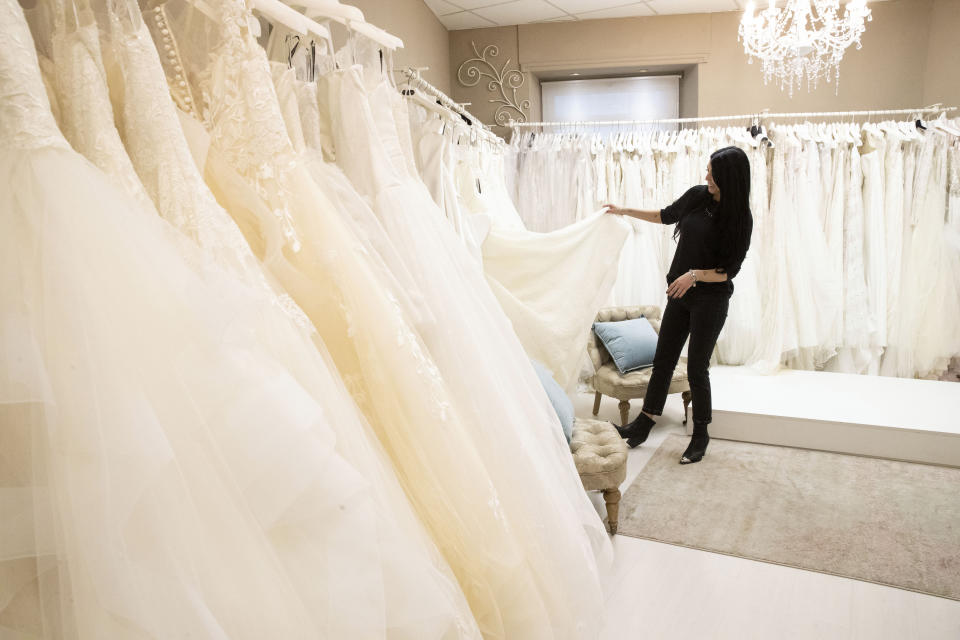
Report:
541,76,680,131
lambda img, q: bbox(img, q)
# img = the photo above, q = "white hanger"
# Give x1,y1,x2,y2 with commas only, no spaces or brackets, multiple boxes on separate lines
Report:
289,0,363,23
930,113,960,137
288,0,403,51
252,0,308,34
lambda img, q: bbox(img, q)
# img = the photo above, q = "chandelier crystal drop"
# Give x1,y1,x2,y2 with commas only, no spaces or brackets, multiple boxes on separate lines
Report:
739,0,872,96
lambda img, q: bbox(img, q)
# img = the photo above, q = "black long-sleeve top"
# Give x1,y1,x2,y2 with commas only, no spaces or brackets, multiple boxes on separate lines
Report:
660,185,752,295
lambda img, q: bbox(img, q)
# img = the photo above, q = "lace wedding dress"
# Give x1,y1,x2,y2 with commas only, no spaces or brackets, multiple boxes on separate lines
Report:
825,135,876,373
265,55,430,327
438,122,630,385
34,1,155,214
611,147,669,310
891,131,960,377
101,6,479,638
0,1,476,637
156,1,599,636
331,49,611,636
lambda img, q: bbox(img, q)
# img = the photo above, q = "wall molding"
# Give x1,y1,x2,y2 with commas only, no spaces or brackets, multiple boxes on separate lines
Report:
519,53,709,74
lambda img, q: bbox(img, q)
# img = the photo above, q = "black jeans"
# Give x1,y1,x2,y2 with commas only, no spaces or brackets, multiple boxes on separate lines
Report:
641,286,729,426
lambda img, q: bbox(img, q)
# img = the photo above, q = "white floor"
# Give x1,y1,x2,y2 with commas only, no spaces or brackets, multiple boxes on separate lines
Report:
576,391,960,639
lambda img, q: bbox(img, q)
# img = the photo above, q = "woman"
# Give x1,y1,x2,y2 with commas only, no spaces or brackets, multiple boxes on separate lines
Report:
603,146,753,464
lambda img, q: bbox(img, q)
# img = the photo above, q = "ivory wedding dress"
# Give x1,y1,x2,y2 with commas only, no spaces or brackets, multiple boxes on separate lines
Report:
331,47,611,636
481,211,629,386
102,6,480,638
156,2,607,636
38,2,155,214
0,1,477,637
437,120,629,385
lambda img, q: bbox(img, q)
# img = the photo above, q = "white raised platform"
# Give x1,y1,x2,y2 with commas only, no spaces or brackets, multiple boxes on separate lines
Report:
694,366,960,467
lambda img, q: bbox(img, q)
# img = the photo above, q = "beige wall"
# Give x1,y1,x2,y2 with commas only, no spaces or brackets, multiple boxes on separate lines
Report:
449,0,960,127
923,0,960,108
679,64,700,119
338,0,451,94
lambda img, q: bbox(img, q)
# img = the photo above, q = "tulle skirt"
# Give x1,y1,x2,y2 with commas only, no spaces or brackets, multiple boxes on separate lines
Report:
332,66,611,639
202,144,567,639
482,211,630,387
0,147,478,639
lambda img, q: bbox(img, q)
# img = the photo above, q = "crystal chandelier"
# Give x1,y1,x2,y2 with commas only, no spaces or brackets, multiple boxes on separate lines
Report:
739,0,872,96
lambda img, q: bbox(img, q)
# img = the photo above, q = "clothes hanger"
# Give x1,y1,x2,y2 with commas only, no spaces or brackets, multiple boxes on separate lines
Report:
286,34,301,68
251,0,309,38
286,0,403,50
931,113,960,137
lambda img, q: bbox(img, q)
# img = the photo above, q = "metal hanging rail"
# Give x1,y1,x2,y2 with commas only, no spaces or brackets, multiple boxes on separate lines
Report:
400,68,502,145
506,105,958,129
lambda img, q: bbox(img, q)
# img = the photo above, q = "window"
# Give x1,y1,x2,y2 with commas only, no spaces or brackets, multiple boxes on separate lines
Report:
541,76,680,132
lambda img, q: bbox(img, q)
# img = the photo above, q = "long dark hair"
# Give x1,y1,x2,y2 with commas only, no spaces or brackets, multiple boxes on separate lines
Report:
673,146,752,274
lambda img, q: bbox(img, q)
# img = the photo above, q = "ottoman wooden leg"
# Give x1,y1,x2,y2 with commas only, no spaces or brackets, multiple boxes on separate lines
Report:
603,488,622,535
617,400,630,428
682,390,692,425
592,391,602,416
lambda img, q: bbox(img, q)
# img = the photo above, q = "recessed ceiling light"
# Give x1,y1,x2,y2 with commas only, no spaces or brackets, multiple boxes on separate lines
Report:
639,69,648,73
570,72,580,76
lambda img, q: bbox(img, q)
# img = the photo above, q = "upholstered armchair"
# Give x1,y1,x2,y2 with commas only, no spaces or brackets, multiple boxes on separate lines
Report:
588,305,692,428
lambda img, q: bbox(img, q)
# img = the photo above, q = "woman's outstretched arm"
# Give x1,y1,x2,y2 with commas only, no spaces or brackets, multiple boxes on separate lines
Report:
602,204,663,224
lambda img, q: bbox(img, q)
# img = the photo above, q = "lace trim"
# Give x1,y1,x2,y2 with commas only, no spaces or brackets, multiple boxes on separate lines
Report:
0,0,69,150
190,0,303,252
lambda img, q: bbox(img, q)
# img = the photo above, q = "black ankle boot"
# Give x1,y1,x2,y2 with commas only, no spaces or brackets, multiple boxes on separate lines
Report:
616,412,656,448
680,423,710,465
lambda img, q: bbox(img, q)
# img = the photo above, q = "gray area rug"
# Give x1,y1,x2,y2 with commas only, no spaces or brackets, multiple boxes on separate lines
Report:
619,434,960,600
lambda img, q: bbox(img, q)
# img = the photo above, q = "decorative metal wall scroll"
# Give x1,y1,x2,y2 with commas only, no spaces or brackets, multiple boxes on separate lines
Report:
457,42,530,125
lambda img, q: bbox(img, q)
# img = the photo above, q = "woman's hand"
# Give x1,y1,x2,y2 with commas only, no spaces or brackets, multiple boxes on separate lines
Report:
602,204,626,216
667,271,697,299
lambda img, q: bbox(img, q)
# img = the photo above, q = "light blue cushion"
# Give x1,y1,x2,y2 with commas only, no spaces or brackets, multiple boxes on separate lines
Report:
593,317,658,375
530,359,574,443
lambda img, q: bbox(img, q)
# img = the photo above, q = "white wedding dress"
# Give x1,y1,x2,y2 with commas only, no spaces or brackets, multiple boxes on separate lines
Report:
716,137,764,366
157,2,607,636
0,1,477,637
891,131,960,377
440,124,630,386
826,134,876,373
331,48,611,636
103,7,480,638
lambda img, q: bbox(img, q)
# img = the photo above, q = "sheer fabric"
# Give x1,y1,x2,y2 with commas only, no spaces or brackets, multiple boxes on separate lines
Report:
102,6,479,639
1,2,475,636
331,53,611,637
404,98,628,387
156,1,603,636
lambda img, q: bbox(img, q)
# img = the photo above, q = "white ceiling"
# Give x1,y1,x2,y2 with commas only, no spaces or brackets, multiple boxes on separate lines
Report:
427,0,735,29
426,0,882,30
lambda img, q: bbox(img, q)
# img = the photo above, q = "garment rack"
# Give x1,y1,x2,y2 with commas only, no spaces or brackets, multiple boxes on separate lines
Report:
507,105,958,129
400,68,502,146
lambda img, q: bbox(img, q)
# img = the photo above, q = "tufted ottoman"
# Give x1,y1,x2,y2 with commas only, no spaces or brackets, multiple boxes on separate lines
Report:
570,418,628,534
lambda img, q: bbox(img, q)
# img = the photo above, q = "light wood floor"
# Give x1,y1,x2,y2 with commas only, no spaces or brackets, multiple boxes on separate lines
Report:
575,391,960,639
